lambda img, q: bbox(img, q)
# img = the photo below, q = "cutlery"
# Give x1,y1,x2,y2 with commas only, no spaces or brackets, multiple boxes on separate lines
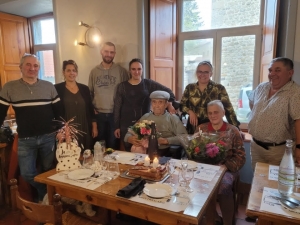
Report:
280,199,298,209
273,196,300,206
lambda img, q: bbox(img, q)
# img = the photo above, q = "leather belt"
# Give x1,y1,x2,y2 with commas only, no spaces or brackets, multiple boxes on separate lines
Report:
253,138,286,150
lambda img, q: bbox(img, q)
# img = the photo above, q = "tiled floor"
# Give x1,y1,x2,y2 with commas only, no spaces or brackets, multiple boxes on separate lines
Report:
0,182,255,225
0,202,255,225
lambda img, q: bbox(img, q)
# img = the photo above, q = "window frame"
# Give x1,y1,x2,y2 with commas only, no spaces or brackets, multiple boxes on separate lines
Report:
29,13,57,84
177,0,265,130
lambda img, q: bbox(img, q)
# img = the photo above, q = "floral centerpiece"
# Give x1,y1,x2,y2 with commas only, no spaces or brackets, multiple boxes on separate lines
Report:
186,132,228,165
128,120,154,153
129,120,153,139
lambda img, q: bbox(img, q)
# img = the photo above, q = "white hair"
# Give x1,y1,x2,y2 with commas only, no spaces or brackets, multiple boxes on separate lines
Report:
207,100,224,111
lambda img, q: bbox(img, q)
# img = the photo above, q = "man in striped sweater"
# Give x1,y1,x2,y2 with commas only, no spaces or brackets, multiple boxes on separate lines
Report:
0,54,62,202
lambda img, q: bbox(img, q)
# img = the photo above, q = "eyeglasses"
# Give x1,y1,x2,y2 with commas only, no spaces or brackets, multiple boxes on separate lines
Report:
196,70,211,75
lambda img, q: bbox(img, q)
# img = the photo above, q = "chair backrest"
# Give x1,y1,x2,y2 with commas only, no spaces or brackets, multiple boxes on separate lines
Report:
10,178,63,225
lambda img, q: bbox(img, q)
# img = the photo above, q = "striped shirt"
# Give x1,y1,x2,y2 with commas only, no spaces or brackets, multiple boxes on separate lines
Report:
0,79,62,138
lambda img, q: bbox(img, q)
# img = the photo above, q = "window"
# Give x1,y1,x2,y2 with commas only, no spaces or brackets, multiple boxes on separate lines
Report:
178,0,263,128
30,15,56,84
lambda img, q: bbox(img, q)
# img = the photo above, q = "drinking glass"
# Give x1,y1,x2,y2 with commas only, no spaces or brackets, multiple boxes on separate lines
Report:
101,160,108,175
179,169,187,187
107,161,120,178
167,160,176,187
181,156,189,170
82,152,94,169
183,168,194,192
99,140,106,153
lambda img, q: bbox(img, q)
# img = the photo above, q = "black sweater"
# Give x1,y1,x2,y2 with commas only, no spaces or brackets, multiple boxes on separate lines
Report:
54,82,96,134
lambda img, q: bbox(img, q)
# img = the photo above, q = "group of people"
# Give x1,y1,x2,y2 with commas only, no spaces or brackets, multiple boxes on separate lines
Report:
0,40,300,225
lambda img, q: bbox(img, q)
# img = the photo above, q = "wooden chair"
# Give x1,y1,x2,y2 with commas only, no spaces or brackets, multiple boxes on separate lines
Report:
10,179,101,225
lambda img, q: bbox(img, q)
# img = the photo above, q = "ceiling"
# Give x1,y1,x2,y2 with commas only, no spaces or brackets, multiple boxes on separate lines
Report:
0,0,52,18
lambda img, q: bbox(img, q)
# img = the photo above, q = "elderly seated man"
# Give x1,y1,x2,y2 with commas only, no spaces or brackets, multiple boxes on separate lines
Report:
197,100,245,225
124,90,187,158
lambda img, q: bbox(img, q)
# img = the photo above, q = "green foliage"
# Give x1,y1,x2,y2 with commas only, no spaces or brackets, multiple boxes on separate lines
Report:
182,0,204,32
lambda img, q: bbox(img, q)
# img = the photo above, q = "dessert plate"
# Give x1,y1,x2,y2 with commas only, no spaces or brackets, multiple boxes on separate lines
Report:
68,168,94,180
143,183,173,198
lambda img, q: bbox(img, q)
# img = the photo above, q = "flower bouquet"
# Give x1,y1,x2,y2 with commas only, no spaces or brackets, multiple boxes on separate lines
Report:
178,131,231,165
128,120,154,153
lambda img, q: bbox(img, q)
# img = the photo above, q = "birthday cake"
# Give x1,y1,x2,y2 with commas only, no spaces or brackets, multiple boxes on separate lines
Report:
128,164,167,180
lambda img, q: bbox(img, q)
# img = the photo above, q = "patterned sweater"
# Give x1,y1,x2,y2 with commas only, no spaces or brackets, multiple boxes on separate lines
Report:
0,79,62,138
180,80,240,129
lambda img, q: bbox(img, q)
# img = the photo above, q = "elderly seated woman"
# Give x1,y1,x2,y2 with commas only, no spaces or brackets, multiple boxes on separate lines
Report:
197,100,245,225
124,90,187,158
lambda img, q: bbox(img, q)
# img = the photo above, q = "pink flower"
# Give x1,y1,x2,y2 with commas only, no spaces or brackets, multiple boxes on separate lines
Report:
194,146,200,153
140,127,148,135
206,144,220,158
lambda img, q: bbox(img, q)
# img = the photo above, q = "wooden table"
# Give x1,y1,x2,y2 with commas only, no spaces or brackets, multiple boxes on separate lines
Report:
246,162,300,225
35,162,226,225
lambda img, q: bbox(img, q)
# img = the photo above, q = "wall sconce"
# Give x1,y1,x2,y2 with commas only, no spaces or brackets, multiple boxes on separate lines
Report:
78,21,90,28
75,21,101,48
74,40,87,46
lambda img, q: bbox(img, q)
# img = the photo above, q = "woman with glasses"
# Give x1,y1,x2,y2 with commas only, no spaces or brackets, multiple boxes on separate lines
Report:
180,61,240,134
55,60,97,150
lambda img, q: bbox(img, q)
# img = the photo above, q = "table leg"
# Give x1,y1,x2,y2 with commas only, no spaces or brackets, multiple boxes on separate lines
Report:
204,190,218,225
47,185,55,205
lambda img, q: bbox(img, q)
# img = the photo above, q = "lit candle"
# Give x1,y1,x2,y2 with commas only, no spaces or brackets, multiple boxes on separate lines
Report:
144,156,150,166
152,157,159,168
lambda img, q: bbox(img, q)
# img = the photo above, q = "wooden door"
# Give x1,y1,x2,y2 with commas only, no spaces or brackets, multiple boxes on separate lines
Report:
260,0,279,82
149,0,177,96
0,12,30,116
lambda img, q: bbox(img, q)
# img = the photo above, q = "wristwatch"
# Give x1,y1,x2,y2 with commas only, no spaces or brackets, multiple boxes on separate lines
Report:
296,144,300,149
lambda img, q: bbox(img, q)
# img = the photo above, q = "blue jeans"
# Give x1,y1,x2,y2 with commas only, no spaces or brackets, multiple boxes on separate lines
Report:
18,133,56,201
95,113,118,149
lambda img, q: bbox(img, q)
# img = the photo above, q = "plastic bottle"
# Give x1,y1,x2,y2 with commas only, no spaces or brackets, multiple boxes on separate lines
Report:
147,122,158,161
93,142,103,161
278,139,295,196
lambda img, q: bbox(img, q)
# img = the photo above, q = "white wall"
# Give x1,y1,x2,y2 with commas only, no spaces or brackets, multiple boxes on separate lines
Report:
294,1,300,85
53,0,145,85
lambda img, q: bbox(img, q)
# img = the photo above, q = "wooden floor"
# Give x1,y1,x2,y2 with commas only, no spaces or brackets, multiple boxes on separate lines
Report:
0,182,255,225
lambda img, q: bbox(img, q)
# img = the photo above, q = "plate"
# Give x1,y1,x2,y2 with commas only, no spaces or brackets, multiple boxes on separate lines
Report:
67,169,94,180
143,183,173,198
176,160,198,170
116,152,135,161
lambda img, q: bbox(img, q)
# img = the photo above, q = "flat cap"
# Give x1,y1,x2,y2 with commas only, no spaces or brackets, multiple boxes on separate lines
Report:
150,91,170,100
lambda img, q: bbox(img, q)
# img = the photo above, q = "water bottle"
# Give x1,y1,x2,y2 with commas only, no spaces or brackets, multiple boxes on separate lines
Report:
94,142,103,161
147,122,158,161
278,139,295,196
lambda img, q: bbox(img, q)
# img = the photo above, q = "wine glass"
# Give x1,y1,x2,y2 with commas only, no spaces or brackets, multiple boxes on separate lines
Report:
183,168,194,192
167,160,176,187
181,156,189,170
107,161,120,178
179,169,187,187
101,160,108,175
99,140,106,153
